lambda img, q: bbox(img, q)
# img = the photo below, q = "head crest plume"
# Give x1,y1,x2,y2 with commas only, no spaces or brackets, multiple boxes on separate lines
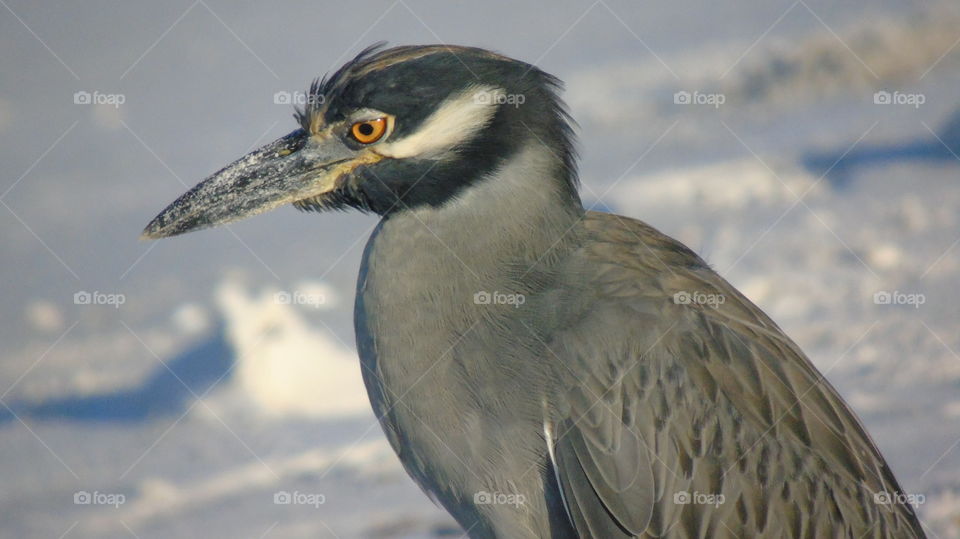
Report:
294,42,388,132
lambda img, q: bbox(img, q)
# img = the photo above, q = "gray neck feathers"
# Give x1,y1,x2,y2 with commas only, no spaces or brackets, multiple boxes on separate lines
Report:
386,142,583,279
356,141,583,396
357,142,585,366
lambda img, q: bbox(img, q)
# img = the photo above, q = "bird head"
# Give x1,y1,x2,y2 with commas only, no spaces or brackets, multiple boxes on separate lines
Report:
141,43,579,239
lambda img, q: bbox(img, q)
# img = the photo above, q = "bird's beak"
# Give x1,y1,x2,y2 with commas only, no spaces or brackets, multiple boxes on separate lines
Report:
141,129,363,239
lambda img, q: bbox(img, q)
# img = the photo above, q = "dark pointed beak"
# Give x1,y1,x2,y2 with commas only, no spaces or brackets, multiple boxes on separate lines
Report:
141,129,358,239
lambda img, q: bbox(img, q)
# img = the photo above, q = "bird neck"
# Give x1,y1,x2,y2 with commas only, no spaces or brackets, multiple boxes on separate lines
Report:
386,142,584,276
355,142,584,393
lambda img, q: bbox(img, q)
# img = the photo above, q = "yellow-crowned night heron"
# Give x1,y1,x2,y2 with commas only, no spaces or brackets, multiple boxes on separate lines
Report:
143,44,925,538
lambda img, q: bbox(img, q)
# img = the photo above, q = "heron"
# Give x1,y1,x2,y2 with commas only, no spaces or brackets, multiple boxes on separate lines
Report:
143,44,925,538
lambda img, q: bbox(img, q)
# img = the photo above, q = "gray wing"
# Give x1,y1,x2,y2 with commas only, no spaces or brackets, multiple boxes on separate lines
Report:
544,212,925,538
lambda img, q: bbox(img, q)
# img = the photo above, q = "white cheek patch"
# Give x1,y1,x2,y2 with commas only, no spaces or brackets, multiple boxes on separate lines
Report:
376,85,505,159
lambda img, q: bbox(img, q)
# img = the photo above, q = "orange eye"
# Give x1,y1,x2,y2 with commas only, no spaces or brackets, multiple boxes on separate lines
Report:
350,117,387,144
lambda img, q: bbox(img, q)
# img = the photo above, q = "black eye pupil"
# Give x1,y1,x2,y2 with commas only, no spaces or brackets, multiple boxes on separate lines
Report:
358,123,374,136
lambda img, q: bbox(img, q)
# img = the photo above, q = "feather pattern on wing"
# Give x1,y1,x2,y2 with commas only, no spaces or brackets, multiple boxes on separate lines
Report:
543,212,925,538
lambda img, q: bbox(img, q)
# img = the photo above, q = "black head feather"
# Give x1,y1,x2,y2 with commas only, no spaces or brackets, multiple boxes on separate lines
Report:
291,44,581,215
294,42,388,132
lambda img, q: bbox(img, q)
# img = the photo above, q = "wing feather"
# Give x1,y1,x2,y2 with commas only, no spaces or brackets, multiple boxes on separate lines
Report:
543,212,925,538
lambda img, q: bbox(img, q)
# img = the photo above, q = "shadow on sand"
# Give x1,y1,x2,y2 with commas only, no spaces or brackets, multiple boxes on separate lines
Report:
3,325,233,423
802,108,960,188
